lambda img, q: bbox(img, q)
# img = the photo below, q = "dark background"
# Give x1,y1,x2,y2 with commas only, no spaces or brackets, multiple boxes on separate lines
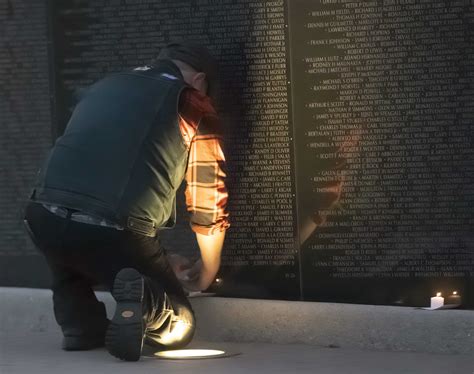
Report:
1,0,473,307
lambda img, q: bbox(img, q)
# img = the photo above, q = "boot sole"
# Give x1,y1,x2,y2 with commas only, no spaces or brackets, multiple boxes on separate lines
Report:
105,268,144,361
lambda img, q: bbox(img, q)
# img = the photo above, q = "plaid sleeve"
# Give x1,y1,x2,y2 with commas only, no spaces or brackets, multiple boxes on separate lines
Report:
179,89,230,235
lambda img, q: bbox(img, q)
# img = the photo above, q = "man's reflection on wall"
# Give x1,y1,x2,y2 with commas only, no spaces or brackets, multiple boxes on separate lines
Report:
299,131,360,245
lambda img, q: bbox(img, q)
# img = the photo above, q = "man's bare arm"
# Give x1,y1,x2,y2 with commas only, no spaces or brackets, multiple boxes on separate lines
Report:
180,230,225,291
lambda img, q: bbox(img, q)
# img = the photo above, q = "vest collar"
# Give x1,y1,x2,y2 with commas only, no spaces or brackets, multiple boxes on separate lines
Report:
149,59,185,82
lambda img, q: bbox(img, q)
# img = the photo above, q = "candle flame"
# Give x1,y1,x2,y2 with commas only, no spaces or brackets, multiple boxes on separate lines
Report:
436,292,442,297
453,291,458,295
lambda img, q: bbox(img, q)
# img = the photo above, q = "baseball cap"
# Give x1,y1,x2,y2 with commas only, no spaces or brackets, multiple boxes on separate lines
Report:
156,41,219,98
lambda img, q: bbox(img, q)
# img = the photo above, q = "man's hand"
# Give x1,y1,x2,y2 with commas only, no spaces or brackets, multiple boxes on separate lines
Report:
167,253,193,280
178,230,226,292
167,254,204,292
167,230,226,292
178,259,203,292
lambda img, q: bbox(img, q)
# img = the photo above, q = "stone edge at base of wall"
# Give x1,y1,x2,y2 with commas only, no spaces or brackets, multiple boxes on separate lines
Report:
2,287,473,355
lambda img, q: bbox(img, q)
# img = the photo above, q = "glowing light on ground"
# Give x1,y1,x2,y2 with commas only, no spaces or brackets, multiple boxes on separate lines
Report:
155,349,226,359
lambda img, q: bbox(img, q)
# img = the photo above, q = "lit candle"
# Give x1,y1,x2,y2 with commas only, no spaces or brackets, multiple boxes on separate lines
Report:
430,292,444,309
446,291,462,306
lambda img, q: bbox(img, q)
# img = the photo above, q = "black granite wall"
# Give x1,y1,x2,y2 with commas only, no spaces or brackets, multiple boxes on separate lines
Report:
0,0,52,287
2,0,473,307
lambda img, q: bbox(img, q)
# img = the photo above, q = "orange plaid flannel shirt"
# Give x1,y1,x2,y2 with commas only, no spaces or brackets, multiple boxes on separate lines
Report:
178,88,230,235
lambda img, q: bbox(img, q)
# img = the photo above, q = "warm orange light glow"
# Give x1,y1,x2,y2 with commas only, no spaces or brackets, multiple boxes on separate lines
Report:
453,291,458,295
436,292,442,297
155,349,226,359
159,320,187,345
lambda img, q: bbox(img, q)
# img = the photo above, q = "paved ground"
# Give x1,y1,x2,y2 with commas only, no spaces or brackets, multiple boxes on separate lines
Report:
5,287,474,356
2,331,473,374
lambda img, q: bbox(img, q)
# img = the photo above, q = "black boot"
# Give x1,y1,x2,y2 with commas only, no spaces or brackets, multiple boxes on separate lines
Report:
60,302,109,351
62,327,107,351
105,268,145,361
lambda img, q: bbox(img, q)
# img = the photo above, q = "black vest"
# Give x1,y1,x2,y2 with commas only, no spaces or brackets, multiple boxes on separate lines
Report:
31,61,189,235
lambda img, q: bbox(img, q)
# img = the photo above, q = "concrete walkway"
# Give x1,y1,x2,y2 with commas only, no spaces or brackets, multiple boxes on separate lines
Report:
2,330,474,374
3,287,474,355
2,287,473,373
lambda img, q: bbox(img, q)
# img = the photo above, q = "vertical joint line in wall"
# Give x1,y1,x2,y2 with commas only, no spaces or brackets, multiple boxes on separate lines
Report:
284,0,304,301
45,0,58,144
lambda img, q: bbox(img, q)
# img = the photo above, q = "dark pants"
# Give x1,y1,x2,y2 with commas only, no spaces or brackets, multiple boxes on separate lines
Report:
24,201,195,349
